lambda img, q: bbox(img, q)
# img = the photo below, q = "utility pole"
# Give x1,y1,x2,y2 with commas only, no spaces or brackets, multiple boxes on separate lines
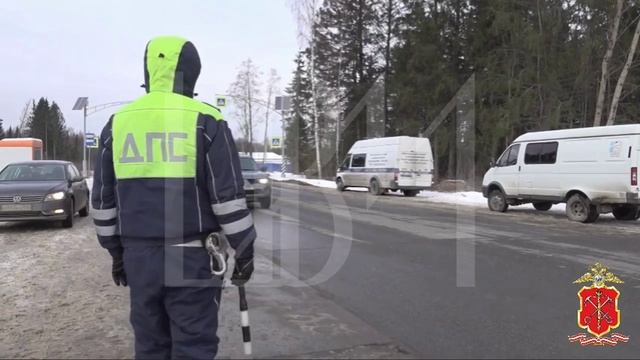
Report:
74,99,132,177
73,97,89,177
275,96,291,178
83,104,87,176
336,47,343,169
281,108,287,178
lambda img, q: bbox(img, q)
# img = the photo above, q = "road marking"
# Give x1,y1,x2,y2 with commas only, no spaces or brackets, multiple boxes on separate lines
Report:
259,208,371,245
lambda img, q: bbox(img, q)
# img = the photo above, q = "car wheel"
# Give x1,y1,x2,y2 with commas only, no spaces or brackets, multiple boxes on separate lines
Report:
488,189,508,212
62,202,74,228
612,205,640,221
533,202,553,211
369,179,385,196
79,199,89,217
566,194,599,223
336,178,345,192
403,190,419,197
260,196,271,209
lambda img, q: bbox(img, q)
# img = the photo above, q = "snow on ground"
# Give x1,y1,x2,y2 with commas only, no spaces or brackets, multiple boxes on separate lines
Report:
269,173,570,213
416,190,487,206
269,173,341,189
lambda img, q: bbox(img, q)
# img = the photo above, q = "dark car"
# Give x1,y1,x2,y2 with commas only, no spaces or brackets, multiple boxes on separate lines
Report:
0,161,90,228
240,156,272,209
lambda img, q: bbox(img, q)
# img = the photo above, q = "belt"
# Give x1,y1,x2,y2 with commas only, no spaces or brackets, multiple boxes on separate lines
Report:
171,234,228,276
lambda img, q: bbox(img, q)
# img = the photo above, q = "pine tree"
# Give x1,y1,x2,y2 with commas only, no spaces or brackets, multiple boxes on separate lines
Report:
25,97,69,160
280,0,640,181
48,102,66,160
285,51,314,173
26,98,51,157
311,0,385,173
0,119,5,140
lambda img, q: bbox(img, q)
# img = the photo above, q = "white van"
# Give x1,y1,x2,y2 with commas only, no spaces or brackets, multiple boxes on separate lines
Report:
336,136,434,196
482,125,640,223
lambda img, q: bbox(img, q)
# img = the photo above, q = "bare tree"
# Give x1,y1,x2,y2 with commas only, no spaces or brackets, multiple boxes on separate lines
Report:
607,16,640,126
594,0,624,127
229,58,261,156
263,69,281,163
290,0,322,178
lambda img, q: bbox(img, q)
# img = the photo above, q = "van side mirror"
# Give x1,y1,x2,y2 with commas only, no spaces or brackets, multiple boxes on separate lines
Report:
489,160,495,168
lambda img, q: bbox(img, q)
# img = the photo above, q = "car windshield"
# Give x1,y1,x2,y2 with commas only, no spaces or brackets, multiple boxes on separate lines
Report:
0,164,67,181
240,157,257,171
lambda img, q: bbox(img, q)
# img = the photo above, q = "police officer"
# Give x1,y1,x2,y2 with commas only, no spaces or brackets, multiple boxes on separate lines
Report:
91,36,256,359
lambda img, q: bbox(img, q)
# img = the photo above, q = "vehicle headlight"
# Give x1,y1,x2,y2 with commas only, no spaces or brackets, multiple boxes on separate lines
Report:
44,191,66,201
258,178,269,184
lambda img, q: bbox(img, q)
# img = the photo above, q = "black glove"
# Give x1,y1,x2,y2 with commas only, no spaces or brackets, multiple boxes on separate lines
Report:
231,257,254,286
112,254,128,287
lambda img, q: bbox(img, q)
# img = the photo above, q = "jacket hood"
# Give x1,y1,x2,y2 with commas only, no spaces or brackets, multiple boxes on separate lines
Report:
144,36,201,98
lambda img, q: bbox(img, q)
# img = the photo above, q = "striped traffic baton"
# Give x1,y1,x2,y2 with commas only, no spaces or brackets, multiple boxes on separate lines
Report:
238,285,252,355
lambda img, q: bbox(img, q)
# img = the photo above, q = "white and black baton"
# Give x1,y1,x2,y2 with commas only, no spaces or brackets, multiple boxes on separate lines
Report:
238,285,252,355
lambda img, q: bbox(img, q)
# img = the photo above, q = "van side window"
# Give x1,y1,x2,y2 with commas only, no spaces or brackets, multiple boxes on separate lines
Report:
540,143,558,163
351,154,366,168
525,144,542,164
496,149,508,167
506,144,520,166
497,145,519,167
525,142,558,164
340,155,351,169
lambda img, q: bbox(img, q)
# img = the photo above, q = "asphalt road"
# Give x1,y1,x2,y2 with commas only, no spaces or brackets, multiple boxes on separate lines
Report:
254,182,640,358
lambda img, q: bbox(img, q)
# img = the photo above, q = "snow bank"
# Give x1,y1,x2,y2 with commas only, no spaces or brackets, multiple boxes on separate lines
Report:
269,173,572,212
269,173,339,189
416,190,487,207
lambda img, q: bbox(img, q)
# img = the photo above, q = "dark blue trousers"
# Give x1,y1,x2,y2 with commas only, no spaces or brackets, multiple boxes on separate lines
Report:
123,246,222,359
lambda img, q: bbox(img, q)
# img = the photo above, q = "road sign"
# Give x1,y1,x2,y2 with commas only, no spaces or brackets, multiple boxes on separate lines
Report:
274,96,291,112
270,137,282,149
216,96,227,108
85,132,96,140
85,137,99,148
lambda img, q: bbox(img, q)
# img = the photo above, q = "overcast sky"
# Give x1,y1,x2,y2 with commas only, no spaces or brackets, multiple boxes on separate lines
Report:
0,0,300,140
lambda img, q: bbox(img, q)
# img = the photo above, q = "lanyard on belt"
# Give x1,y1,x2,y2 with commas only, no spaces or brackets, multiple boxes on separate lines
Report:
203,233,227,276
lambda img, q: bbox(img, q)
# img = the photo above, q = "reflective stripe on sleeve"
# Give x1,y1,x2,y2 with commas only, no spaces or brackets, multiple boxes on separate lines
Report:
221,213,253,235
91,207,117,221
212,198,248,216
95,224,117,236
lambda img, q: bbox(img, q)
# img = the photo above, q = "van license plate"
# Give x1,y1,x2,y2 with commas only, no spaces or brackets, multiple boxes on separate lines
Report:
1,204,32,211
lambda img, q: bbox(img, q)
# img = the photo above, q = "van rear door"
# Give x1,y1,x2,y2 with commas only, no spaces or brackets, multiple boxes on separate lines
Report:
397,138,433,188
